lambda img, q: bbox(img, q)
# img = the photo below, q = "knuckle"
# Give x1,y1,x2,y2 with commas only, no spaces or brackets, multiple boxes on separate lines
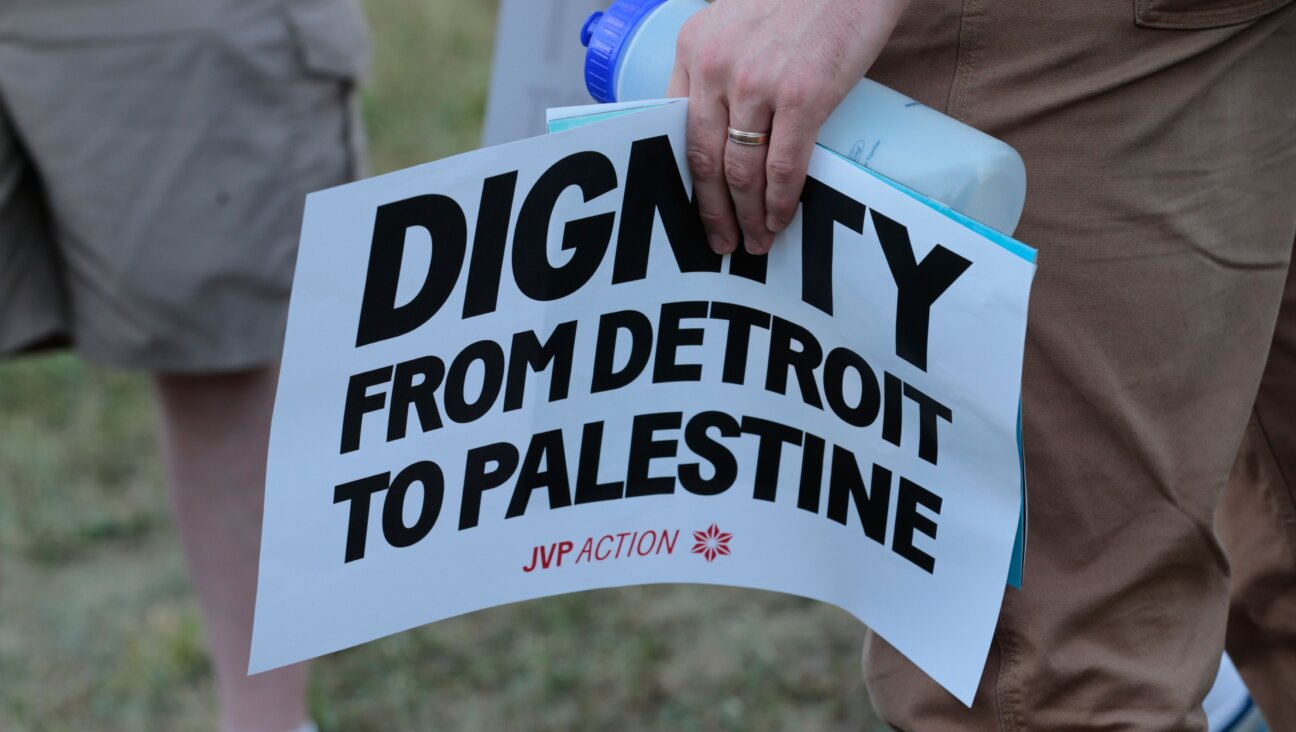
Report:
697,206,733,230
675,26,695,53
695,48,728,82
768,193,797,215
731,68,766,100
774,80,812,111
686,147,722,181
724,158,760,192
765,192,795,217
767,202,796,225
678,13,706,43
766,157,800,187
736,212,767,232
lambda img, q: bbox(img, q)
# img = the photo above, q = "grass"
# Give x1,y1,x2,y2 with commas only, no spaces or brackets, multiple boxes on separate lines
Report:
0,1,884,729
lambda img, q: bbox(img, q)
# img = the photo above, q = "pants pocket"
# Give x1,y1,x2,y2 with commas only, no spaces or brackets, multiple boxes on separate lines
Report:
1135,0,1294,29
283,0,370,81
280,0,370,179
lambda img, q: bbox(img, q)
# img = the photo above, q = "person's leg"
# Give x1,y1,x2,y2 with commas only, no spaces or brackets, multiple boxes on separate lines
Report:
0,5,365,730
154,364,309,732
1220,241,1296,729
863,2,1296,728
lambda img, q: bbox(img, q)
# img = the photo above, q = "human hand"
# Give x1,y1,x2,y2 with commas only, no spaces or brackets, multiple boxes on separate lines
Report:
666,0,909,255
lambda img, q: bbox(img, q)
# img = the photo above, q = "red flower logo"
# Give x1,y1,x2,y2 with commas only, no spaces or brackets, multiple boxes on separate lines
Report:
691,524,732,562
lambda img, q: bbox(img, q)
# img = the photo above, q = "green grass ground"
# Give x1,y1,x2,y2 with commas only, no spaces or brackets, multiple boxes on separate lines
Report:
0,1,884,729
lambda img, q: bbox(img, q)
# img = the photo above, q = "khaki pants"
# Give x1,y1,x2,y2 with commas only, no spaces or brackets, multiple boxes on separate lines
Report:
864,1,1296,728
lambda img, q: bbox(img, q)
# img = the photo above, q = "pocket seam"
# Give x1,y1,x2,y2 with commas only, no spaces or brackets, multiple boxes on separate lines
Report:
1135,0,1293,29
281,0,368,81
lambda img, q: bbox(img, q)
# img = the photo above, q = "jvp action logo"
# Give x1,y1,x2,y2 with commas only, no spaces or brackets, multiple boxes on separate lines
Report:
519,525,732,572
691,524,732,562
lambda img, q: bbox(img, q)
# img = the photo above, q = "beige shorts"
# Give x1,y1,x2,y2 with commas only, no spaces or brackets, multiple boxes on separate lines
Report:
0,0,368,372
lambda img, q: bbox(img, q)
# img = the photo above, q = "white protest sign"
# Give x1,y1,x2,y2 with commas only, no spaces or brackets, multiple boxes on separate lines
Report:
250,101,1036,704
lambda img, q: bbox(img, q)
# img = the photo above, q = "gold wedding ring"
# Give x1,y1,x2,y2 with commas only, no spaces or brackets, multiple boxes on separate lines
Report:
727,127,771,146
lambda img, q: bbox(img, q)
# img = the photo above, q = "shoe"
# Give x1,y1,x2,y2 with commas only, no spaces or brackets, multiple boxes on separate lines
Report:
1206,653,1268,732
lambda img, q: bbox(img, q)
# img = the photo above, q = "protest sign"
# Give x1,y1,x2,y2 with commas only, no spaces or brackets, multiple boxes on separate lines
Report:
250,100,1036,704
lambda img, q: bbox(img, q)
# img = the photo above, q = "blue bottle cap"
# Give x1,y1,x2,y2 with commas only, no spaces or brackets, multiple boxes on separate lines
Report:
581,0,667,103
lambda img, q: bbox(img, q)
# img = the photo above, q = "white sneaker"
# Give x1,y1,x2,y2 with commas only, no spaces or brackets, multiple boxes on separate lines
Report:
1205,654,1267,732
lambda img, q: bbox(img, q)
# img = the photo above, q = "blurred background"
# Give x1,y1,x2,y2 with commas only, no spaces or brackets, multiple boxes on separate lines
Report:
0,0,884,729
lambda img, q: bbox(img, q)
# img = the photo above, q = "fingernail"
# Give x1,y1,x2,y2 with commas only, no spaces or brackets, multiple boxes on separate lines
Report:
745,238,771,256
709,235,735,255
767,215,787,233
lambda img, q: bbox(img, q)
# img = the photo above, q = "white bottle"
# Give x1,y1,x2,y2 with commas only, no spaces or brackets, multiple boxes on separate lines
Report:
580,0,1027,236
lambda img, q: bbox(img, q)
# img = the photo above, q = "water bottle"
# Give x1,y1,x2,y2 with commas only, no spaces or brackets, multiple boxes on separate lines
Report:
580,0,1027,236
